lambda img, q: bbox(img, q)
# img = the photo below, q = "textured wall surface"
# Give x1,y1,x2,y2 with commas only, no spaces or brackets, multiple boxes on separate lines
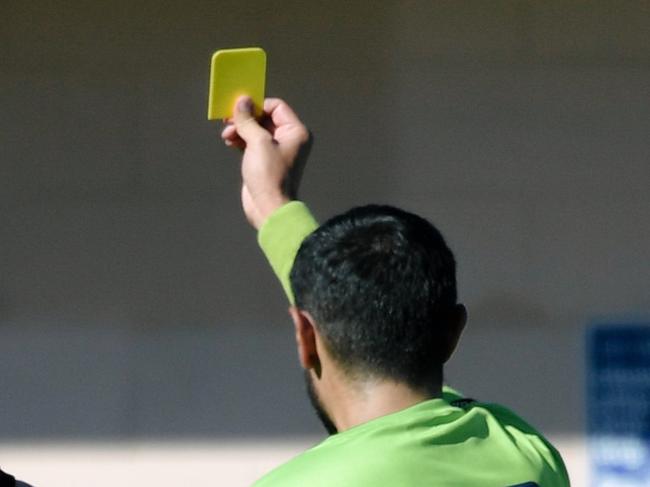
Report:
1,1,649,484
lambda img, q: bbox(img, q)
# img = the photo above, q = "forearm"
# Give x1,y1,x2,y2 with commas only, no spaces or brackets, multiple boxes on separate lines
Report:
257,201,319,303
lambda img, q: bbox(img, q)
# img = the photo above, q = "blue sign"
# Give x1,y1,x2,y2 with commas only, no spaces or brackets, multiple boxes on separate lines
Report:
588,324,650,486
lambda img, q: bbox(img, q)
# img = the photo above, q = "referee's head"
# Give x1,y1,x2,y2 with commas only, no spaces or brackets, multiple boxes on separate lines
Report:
289,205,467,432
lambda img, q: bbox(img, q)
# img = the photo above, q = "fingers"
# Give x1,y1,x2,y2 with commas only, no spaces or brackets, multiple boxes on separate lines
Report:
221,97,307,149
221,123,245,149
221,124,237,139
263,98,303,127
233,96,271,144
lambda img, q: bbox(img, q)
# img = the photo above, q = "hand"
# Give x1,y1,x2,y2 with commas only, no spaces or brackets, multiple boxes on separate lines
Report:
221,96,312,229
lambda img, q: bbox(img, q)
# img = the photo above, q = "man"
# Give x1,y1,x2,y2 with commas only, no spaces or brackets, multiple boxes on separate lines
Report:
221,97,570,486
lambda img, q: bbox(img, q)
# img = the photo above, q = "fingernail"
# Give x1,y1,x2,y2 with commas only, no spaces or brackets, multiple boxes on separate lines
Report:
238,97,253,114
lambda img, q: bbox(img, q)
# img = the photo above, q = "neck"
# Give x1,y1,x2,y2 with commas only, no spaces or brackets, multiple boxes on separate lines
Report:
326,374,443,432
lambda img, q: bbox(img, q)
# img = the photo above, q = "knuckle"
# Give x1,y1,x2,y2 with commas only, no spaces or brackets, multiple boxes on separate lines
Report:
298,127,311,144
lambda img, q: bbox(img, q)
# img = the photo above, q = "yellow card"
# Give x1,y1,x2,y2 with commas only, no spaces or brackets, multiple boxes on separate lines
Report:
207,47,266,120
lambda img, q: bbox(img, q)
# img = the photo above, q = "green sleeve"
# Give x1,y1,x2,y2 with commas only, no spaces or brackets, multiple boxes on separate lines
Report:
257,201,319,304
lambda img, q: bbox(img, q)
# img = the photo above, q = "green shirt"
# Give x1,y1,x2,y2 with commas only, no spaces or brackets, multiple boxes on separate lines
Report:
256,201,570,487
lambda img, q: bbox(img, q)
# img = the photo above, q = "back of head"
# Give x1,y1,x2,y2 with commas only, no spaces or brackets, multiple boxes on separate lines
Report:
290,205,457,390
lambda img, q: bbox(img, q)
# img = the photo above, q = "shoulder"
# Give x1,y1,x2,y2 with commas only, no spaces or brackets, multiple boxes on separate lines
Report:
254,399,570,487
465,401,570,484
253,433,376,487
252,443,335,487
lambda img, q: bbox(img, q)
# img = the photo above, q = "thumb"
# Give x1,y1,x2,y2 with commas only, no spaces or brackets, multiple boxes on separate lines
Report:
233,96,268,144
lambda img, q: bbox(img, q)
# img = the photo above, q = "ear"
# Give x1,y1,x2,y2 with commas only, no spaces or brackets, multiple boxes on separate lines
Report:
289,306,321,371
439,304,467,364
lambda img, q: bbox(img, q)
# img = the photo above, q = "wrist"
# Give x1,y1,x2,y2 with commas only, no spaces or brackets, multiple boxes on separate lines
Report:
253,193,291,229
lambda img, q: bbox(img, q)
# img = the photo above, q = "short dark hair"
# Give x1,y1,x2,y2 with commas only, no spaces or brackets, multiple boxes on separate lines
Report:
290,205,457,389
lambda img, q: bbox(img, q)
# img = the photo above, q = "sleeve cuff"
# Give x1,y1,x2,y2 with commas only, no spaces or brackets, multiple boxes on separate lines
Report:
257,201,319,303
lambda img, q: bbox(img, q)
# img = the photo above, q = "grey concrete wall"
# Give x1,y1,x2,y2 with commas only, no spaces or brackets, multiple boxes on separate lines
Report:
1,1,648,441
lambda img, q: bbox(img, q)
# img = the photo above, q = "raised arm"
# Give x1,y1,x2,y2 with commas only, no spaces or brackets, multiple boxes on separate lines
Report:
221,96,318,301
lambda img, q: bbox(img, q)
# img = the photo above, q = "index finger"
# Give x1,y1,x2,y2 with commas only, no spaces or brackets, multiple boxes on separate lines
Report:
263,98,303,127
